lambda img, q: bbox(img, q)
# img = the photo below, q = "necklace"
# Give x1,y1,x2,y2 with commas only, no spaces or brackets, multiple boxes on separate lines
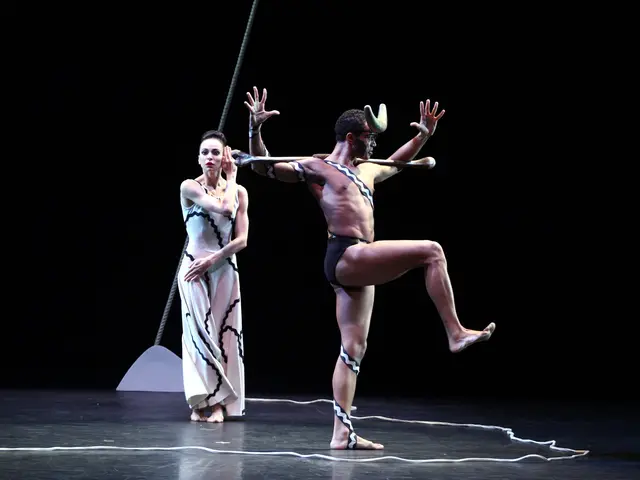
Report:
204,184,225,199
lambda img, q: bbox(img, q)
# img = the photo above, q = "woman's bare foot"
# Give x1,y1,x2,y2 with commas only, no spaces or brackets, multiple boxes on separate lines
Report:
206,404,224,423
190,408,208,422
449,322,496,353
330,432,384,450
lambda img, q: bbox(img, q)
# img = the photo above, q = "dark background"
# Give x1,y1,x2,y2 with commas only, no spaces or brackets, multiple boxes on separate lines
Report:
6,1,621,400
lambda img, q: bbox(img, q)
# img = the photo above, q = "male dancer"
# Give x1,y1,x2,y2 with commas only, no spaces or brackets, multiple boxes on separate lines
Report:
243,87,495,449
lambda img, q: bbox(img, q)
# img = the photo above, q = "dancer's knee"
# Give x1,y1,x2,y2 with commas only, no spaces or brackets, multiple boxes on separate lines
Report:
340,342,364,376
342,337,367,363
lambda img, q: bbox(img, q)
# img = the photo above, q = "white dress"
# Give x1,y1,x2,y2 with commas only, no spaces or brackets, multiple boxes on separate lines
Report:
178,184,245,417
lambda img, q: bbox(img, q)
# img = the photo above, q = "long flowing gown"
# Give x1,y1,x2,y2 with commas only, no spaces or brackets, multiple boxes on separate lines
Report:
178,185,245,417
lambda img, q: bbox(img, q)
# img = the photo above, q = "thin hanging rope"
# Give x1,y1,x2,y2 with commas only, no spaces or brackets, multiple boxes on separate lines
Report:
155,0,261,346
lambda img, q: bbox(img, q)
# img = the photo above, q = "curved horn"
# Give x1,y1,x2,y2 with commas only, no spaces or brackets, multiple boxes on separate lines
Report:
364,103,388,133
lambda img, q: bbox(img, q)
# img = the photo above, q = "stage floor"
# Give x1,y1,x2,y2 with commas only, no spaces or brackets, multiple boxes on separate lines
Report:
0,390,637,479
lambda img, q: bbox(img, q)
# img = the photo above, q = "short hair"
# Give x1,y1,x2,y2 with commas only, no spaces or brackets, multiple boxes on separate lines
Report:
334,109,367,142
200,129,227,146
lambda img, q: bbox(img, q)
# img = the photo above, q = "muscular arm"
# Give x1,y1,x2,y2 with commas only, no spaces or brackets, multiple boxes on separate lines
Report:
364,133,430,183
249,126,272,177
249,126,269,157
245,85,276,176
247,121,317,183
180,179,234,217
249,156,322,184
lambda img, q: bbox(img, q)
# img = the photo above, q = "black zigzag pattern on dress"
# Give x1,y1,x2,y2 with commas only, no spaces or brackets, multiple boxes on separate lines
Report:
203,271,212,335
204,308,212,336
185,211,238,272
185,312,216,359
221,325,243,362
230,216,237,240
333,399,357,449
324,160,374,208
217,298,242,364
184,253,213,336
186,316,223,398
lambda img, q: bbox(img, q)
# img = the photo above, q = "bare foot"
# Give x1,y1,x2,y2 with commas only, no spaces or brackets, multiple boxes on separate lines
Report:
330,434,384,450
190,408,208,422
206,404,224,423
449,322,496,353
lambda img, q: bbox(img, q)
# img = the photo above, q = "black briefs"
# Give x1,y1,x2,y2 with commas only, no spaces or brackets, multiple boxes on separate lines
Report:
324,232,370,288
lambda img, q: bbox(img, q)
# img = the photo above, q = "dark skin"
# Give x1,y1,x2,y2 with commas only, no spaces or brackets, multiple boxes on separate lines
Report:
245,87,495,449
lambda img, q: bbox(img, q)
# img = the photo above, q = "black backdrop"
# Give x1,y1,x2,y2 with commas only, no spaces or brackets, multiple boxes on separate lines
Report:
6,1,624,401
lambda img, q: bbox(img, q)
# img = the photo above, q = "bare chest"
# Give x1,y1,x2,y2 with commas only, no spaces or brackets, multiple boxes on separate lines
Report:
322,163,375,209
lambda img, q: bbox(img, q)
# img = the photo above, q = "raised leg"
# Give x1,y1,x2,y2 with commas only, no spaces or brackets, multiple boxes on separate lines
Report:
335,240,494,352
330,285,383,450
